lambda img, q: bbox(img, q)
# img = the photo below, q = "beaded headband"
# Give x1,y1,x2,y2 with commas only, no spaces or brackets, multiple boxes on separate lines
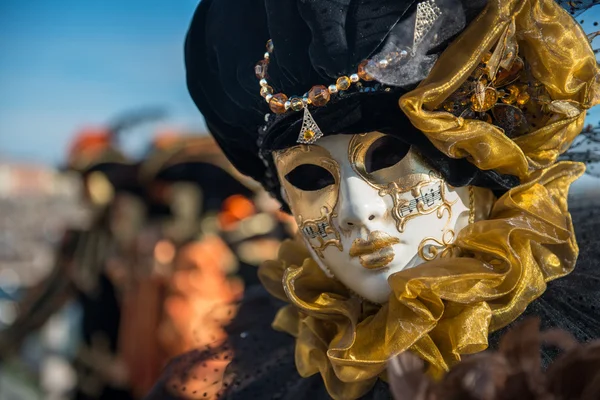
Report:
255,0,441,145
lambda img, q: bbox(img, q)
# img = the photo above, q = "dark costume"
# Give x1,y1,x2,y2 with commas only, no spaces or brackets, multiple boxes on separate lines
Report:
147,0,600,399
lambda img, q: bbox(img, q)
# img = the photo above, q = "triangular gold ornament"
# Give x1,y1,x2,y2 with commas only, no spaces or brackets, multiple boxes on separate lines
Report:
297,107,324,145
413,0,441,52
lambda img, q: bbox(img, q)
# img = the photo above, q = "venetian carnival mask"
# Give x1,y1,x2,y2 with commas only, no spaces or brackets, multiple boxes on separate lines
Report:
274,131,488,304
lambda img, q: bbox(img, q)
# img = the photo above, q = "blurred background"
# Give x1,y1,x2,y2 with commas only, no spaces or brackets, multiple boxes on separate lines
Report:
0,1,599,400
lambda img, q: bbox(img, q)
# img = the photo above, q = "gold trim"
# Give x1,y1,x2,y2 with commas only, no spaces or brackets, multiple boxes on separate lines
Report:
469,185,475,224
381,175,456,233
417,229,459,261
348,132,456,233
297,206,343,258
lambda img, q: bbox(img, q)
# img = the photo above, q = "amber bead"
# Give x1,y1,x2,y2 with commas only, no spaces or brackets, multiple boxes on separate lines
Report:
495,57,523,87
269,93,288,114
290,97,304,111
308,85,330,107
357,60,374,81
336,76,352,91
516,92,530,105
303,130,316,141
501,85,519,105
260,85,273,98
266,39,274,53
255,60,269,79
470,88,498,112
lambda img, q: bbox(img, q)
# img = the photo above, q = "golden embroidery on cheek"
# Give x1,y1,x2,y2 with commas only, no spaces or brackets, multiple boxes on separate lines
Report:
297,206,343,258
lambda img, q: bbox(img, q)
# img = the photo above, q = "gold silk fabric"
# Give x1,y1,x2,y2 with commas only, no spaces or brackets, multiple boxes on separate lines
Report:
258,0,598,398
400,0,599,180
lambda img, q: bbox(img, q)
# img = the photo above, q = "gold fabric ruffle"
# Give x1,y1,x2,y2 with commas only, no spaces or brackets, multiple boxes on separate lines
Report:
259,161,583,399
400,0,599,180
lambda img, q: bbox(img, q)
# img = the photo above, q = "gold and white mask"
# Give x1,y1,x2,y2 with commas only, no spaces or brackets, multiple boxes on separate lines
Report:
274,132,485,304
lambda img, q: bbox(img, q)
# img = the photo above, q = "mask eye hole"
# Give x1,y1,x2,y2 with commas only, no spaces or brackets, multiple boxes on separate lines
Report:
364,135,411,173
285,164,335,191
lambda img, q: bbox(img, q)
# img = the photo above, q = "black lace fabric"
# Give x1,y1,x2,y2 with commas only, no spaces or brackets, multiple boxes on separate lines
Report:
557,0,600,15
144,205,600,400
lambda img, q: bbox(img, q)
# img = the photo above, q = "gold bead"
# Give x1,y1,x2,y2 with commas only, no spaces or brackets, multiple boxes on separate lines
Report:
308,85,330,107
336,76,352,91
470,88,498,112
501,85,519,105
516,92,530,105
290,97,304,111
260,85,273,98
269,93,288,114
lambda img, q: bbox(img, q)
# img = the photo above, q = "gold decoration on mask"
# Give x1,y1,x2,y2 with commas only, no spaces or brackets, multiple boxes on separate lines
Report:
417,184,479,262
382,175,456,233
348,132,457,233
297,206,343,258
417,229,459,261
273,145,343,258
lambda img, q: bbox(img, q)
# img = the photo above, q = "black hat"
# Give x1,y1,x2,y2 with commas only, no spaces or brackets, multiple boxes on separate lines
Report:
185,0,528,208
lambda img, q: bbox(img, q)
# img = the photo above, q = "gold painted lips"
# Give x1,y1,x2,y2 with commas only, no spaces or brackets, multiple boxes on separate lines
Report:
349,231,400,270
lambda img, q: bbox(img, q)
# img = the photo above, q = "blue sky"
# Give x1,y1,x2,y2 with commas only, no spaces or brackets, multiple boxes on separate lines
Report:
0,0,204,165
0,1,599,166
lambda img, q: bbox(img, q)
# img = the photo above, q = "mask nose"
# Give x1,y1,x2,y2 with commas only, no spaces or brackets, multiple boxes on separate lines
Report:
337,175,387,229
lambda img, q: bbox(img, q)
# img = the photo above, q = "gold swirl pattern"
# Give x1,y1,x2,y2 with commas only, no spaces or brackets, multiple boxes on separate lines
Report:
417,229,458,261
